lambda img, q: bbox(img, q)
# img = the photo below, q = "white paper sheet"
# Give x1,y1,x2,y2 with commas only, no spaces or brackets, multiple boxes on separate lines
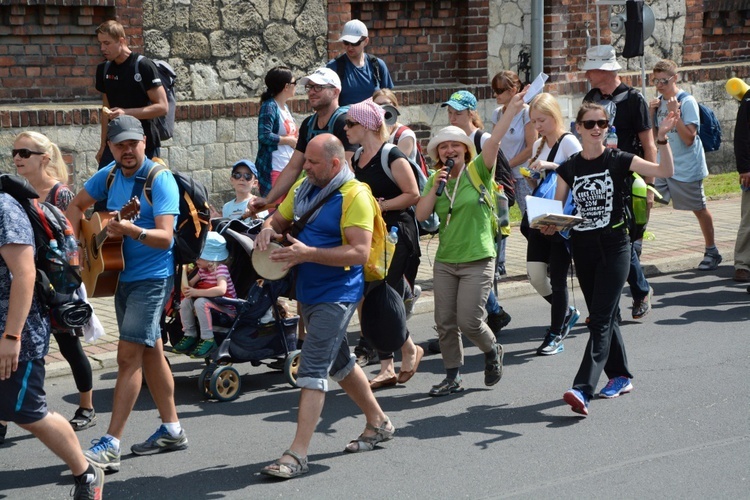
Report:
523,72,549,103
525,195,563,220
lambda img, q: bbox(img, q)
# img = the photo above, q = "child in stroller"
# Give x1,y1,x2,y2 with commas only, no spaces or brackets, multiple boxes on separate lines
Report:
173,232,238,358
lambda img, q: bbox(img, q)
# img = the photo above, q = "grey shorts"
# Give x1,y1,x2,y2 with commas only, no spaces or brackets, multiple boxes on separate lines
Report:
296,301,358,392
655,177,706,211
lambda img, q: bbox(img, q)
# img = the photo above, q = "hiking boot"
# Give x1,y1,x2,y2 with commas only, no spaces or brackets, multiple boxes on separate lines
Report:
484,344,504,386
84,436,121,473
599,376,633,399
563,389,590,416
487,310,512,335
429,377,465,397
72,465,105,500
559,306,580,342
172,335,198,354
130,425,188,456
632,287,653,320
536,330,564,356
404,284,421,320
697,252,722,271
189,338,216,358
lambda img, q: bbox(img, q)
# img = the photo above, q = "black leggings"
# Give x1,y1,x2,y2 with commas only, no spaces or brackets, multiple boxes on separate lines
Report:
52,330,93,393
526,228,572,334
569,230,633,397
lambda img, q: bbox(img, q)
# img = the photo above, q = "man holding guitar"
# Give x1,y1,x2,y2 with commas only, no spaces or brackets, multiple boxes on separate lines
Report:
66,116,186,472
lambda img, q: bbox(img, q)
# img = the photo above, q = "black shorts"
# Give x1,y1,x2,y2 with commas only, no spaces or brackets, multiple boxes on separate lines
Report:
0,358,48,424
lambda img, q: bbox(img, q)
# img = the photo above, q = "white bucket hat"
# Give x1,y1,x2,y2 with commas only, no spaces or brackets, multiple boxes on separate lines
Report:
581,45,622,72
426,126,477,162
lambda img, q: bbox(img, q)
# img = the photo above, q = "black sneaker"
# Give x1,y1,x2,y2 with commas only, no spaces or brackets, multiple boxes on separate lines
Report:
354,344,377,367
130,425,188,456
484,344,504,386
632,287,653,320
487,310,512,335
0,421,7,445
72,465,104,500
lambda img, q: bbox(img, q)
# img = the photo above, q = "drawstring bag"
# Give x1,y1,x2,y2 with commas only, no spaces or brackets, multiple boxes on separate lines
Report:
361,281,407,352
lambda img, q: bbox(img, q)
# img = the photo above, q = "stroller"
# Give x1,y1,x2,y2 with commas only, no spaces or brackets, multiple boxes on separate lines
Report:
163,218,301,402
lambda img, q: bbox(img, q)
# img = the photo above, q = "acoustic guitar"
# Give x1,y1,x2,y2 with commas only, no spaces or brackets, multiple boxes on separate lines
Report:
80,197,140,297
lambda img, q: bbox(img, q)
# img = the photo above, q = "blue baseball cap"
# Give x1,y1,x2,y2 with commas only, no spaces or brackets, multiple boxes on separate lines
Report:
232,159,258,178
441,90,478,111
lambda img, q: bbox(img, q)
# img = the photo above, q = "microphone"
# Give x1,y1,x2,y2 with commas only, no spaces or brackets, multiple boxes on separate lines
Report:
435,158,455,196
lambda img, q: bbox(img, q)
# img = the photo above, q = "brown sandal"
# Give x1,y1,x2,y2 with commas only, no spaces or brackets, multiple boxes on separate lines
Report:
344,419,395,453
261,449,309,479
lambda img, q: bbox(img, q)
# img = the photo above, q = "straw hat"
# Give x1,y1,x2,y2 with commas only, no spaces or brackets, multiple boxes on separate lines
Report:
426,126,477,162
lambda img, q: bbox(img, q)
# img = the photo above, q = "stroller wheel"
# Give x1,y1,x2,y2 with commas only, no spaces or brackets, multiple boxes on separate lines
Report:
210,365,241,402
284,350,302,388
198,365,216,399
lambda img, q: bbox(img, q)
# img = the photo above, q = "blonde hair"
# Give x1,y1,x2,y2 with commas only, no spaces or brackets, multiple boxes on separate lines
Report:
469,110,484,130
14,131,69,183
529,93,566,134
372,88,399,108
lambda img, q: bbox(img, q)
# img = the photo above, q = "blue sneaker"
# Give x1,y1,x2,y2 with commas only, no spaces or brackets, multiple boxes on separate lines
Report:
130,425,188,456
563,389,590,416
537,330,564,356
559,306,580,342
84,435,121,473
599,376,633,399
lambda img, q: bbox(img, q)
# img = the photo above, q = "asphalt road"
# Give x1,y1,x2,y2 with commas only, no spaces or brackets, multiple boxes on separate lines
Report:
1,270,748,499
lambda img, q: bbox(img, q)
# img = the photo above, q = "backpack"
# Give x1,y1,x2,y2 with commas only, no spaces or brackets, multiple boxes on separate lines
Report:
0,174,92,330
106,159,211,265
104,55,177,140
305,106,349,143
473,132,516,207
352,143,440,235
463,159,511,240
341,182,395,282
393,125,430,177
589,87,645,156
673,91,722,152
335,53,381,89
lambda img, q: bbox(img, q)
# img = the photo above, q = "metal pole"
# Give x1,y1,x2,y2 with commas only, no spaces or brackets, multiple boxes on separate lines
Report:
531,0,544,79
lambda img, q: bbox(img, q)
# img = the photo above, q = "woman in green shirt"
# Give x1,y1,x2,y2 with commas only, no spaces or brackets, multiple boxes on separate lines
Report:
416,91,525,396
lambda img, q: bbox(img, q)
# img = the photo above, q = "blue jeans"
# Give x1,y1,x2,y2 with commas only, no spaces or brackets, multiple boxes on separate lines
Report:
627,244,650,301
115,277,173,347
486,289,501,315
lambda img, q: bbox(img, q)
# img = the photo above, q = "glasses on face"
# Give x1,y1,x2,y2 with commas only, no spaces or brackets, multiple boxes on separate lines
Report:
12,148,45,159
653,76,673,86
578,119,610,130
231,172,255,181
344,119,360,128
305,84,335,93
493,87,508,95
288,80,297,86
343,38,365,47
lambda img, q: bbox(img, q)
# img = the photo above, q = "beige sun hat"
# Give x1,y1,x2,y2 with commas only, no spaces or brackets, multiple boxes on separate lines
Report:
581,45,622,72
426,126,478,162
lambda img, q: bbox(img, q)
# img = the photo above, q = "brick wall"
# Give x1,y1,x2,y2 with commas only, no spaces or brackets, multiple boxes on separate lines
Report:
700,0,750,63
0,0,132,103
327,0,489,86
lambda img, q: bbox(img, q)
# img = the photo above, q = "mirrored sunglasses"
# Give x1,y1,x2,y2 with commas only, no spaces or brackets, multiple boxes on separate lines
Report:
231,172,255,181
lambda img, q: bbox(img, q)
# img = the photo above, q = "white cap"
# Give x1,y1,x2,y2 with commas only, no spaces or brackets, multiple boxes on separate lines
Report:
581,45,622,72
338,19,368,43
298,67,342,90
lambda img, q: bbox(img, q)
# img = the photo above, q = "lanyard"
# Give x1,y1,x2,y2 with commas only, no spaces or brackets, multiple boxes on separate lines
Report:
444,165,466,228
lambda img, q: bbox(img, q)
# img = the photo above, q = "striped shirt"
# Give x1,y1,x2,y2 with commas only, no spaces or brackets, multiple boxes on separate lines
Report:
196,264,236,299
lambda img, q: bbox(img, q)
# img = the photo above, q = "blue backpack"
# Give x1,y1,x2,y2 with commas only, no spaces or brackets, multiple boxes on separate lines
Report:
674,92,722,152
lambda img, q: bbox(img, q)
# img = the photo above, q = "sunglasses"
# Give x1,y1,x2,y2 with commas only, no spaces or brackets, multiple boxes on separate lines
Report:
652,76,673,86
305,84,335,93
343,38,365,47
493,87,508,94
12,148,45,159
344,119,361,128
288,79,297,86
231,172,255,181
578,119,610,130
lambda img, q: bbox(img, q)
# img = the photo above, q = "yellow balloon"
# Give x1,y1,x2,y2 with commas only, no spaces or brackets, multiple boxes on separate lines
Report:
726,78,750,101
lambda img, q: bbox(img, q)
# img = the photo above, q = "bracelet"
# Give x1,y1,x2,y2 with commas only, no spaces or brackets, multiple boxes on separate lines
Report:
1,332,20,341
656,138,669,145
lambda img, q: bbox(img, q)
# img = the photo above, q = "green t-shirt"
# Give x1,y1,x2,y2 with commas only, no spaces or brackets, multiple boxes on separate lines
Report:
422,155,497,263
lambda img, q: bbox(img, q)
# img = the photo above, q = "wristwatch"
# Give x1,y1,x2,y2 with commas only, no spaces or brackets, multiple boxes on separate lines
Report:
1,332,20,341
137,229,148,241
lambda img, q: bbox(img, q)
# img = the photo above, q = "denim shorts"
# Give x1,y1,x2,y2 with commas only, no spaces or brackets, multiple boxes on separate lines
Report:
0,358,48,424
115,277,173,347
297,302,358,392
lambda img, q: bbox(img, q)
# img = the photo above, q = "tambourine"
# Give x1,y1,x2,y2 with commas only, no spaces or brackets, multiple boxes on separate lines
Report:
251,241,289,280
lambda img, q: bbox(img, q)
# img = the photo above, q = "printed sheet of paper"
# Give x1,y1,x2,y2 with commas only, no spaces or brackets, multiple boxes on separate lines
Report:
525,196,583,231
523,72,549,103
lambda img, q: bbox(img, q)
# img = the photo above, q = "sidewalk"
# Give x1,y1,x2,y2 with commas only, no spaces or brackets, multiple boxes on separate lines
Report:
44,196,743,378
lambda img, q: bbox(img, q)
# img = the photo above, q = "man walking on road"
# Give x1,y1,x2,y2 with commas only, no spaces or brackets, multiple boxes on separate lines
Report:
256,134,394,479
66,116,186,473
730,79,750,282
0,188,104,499
326,19,394,106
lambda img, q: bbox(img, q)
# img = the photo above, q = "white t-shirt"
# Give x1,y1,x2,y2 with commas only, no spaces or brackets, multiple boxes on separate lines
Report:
532,133,582,168
389,125,418,165
271,105,297,173
222,198,268,220
492,105,531,177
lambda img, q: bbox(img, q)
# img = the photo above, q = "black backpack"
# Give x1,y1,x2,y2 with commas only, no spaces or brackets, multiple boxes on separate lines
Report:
106,159,211,265
473,132,516,207
335,53,381,88
0,174,92,330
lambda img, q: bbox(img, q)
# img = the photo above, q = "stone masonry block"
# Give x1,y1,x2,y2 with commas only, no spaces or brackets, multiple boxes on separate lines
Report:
192,120,217,145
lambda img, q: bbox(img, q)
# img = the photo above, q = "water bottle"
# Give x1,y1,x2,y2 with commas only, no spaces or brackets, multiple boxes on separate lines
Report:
46,240,66,292
387,226,399,246
64,231,80,270
496,184,510,228
605,126,618,149
631,173,648,226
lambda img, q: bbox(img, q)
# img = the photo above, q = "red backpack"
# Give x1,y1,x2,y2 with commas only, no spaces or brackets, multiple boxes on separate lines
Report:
394,125,430,177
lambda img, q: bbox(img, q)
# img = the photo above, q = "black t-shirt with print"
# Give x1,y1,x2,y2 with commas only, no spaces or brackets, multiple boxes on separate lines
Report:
95,52,162,151
557,148,634,232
